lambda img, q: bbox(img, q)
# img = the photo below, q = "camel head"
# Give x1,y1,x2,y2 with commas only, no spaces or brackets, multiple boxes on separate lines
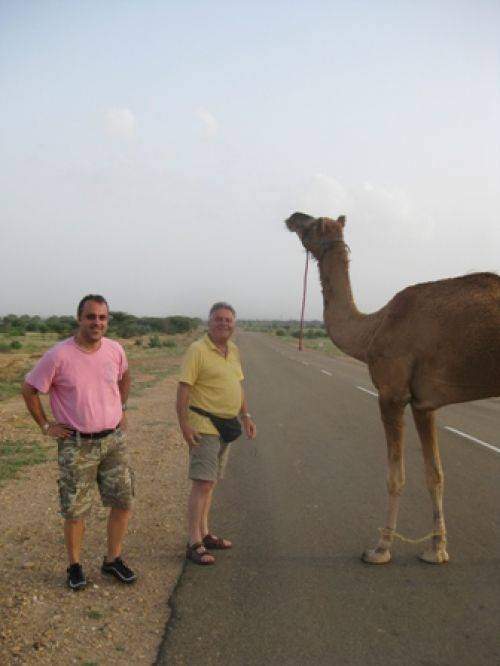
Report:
285,212,346,259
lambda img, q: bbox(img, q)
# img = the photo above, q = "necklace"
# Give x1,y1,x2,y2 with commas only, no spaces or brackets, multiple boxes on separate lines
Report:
73,336,102,353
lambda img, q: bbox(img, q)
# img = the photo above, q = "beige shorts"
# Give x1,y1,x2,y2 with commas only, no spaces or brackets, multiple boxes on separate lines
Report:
188,434,231,482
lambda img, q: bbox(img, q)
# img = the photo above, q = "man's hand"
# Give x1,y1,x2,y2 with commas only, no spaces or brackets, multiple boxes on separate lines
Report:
180,423,201,448
177,383,201,447
241,415,257,440
45,422,73,439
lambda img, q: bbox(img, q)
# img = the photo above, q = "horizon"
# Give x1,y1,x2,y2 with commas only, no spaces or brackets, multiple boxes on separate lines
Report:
0,310,326,324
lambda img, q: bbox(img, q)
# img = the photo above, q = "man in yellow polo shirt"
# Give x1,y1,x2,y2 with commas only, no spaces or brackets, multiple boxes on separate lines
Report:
176,302,257,565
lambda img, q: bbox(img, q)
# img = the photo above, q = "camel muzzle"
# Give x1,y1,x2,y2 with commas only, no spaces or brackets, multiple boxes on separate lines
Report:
285,212,315,234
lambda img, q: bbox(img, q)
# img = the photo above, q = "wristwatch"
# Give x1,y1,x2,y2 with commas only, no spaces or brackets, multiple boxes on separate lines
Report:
41,422,50,434
241,412,252,419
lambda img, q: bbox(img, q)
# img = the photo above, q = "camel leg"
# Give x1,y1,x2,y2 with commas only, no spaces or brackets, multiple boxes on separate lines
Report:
363,396,406,565
411,406,449,564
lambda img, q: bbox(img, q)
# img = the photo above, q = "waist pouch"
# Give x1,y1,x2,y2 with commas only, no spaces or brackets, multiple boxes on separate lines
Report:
189,406,242,443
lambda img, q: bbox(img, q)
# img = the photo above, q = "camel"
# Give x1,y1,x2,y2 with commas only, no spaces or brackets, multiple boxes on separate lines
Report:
286,212,500,564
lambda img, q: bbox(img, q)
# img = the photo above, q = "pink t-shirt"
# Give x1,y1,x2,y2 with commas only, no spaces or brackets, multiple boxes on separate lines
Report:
25,337,128,433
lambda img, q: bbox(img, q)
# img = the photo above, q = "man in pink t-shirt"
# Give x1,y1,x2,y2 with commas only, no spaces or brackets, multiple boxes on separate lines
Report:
22,294,136,590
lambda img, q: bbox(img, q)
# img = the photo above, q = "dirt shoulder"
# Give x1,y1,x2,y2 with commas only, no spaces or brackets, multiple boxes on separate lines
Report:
0,369,189,664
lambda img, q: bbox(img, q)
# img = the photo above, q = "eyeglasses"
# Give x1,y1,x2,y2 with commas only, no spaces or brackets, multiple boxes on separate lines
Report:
84,314,109,321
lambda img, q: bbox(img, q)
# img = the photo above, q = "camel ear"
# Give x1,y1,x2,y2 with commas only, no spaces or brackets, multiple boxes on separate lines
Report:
285,212,315,233
337,215,346,227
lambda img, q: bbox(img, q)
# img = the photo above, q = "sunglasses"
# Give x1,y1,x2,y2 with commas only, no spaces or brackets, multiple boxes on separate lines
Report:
84,314,109,321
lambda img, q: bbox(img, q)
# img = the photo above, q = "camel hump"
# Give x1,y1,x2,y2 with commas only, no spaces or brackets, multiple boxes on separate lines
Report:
465,271,500,288
388,272,500,317
387,288,417,321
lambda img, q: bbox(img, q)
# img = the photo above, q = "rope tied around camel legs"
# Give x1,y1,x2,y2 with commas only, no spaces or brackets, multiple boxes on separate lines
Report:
378,527,444,545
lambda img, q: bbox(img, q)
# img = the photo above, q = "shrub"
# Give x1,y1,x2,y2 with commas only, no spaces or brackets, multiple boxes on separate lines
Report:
134,338,143,346
0,343,10,353
163,316,200,334
148,335,162,348
117,324,144,339
163,339,176,348
10,340,22,350
275,329,285,336
8,329,25,337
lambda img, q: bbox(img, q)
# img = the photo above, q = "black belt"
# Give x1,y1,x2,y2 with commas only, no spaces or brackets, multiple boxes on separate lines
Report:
70,426,118,440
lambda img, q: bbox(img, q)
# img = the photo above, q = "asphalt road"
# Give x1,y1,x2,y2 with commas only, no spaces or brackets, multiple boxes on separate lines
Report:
157,332,500,666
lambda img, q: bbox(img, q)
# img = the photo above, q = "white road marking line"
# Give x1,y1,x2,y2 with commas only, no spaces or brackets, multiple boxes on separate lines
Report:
444,427,500,455
356,386,378,397
321,369,332,376
355,385,499,456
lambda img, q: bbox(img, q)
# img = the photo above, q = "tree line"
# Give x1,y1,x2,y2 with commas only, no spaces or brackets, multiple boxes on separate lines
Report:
240,320,328,338
0,313,202,340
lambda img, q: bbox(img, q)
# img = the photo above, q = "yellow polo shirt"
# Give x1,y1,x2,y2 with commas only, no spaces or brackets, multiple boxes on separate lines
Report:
179,334,244,435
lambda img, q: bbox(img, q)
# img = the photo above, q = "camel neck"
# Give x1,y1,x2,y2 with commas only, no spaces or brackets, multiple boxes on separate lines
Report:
318,244,382,363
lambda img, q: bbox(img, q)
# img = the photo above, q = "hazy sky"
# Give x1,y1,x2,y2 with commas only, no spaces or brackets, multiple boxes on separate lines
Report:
1,1,499,319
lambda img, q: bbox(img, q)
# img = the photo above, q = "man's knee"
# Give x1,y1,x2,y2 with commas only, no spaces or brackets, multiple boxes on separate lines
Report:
64,517,85,527
192,479,215,494
109,506,132,519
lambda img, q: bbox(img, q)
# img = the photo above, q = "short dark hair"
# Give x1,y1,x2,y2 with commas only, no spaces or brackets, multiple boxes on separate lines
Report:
209,301,236,318
77,294,109,319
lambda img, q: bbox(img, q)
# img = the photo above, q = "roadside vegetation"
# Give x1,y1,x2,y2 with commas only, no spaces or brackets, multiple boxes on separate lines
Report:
241,319,343,357
0,312,201,342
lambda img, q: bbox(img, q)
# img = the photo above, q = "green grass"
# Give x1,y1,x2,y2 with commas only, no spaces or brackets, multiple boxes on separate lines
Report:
127,332,192,396
267,331,344,357
128,363,181,397
0,356,34,402
87,610,103,620
0,331,59,353
0,439,48,482
0,379,23,401
0,332,60,402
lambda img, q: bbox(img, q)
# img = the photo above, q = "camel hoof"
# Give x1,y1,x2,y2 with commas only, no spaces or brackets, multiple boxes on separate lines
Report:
418,548,450,565
362,548,391,565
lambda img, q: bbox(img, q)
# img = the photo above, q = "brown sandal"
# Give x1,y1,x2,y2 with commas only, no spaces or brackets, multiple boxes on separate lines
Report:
186,542,215,565
203,534,232,550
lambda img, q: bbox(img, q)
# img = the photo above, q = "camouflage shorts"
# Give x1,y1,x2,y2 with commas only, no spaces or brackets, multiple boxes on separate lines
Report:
57,428,134,520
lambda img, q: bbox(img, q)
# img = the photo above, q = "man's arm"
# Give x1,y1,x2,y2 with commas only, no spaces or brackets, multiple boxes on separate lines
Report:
118,368,131,429
240,386,257,439
176,382,200,447
118,368,131,405
21,382,72,439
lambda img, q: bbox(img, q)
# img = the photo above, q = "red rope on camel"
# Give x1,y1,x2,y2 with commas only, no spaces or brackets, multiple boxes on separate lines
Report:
298,251,310,351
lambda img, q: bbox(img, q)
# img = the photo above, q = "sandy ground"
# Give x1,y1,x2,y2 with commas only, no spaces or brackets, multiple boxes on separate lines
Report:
0,372,189,665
